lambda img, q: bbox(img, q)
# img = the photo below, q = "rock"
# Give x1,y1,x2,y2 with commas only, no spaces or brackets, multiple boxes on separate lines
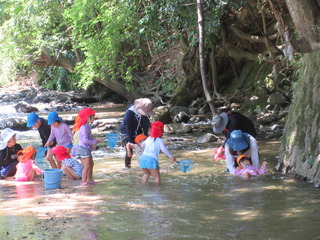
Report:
14,101,38,113
152,106,172,124
173,112,190,123
267,93,287,105
164,123,192,134
170,106,190,115
197,133,218,143
0,118,29,130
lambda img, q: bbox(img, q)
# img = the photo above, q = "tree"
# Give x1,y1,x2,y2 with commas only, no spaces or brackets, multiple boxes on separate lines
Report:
276,0,320,187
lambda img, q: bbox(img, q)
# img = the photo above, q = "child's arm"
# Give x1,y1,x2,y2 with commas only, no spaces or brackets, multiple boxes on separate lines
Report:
158,138,176,161
258,161,267,174
31,161,44,175
126,143,135,157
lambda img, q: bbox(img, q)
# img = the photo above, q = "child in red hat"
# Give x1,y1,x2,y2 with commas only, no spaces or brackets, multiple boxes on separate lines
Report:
52,146,83,180
14,146,43,181
76,108,104,186
139,121,177,184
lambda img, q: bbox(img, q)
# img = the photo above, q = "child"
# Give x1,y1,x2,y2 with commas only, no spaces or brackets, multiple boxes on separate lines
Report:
139,121,176,184
234,155,267,179
45,111,73,169
126,134,147,165
14,146,43,181
27,112,57,169
51,146,83,180
76,108,103,186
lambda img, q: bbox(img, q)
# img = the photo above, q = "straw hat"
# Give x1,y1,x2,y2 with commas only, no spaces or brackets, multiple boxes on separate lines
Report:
212,112,228,133
134,98,154,116
0,128,19,150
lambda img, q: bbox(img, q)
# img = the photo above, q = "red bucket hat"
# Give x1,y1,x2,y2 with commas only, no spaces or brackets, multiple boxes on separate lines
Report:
17,146,37,163
150,121,164,138
78,108,96,128
51,146,71,161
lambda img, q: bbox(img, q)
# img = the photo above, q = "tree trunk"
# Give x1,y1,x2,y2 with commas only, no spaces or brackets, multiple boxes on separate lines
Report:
197,0,216,115
278,0,320,186
277,50,320,187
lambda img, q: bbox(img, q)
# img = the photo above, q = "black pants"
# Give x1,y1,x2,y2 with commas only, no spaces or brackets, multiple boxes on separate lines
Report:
121,136,133,168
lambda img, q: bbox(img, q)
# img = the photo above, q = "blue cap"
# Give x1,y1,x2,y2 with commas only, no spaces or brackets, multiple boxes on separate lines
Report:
27,112,40,127
48,111,62,125
226,130,249,151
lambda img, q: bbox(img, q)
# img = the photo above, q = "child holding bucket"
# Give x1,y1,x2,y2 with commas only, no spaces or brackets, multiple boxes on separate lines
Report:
14,146,43,181
76,108,103,186
126,134,147,165
51,146,83,180
45,111,73,169
139,121,176,184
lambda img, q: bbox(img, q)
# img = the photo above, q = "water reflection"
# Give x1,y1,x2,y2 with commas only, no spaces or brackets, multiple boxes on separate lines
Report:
0,134,320,240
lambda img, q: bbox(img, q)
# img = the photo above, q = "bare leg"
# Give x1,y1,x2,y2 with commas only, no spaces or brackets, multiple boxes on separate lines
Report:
81,157,90,184
141,168,151,184
46,149,58,169
88,157,94,182
62,166,80,180
149,169,161,184
243,171,252,179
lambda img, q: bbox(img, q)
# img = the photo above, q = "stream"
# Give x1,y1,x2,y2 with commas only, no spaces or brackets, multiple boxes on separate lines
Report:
0,104,319,240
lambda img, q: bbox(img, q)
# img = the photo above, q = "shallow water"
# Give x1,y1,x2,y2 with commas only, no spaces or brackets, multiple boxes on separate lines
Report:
0,106,319,240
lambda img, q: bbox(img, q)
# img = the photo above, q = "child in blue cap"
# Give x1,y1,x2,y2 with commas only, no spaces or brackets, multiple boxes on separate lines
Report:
27,112,57,168
45,111,73,168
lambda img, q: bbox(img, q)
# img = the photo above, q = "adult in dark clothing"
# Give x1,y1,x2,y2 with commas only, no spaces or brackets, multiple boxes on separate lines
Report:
27,112,57,168
212,112,257,140
120,98,154,168
0,128,23,179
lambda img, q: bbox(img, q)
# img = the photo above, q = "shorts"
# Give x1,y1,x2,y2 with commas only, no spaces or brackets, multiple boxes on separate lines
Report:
64,143,73,149
76,146,92,159
71,144,79,157
139,155,159,169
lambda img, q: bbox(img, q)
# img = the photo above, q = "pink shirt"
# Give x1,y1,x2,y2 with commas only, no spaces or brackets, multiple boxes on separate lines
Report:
15,160,43,181
234,165,266,177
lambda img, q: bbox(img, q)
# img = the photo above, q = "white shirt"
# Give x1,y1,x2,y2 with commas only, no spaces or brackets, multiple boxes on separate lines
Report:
141,137,172,160
225,134,259,174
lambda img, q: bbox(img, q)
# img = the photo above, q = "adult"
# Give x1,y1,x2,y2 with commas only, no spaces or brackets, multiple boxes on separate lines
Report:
212,111,257,140
27,112,57,168
120,98,154,168
0,128,23,179
224,130,259,174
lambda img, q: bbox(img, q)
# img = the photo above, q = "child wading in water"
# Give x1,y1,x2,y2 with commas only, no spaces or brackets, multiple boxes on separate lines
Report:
45,111,73,168
126,134,147,165
52,146,83,180
76,108,103,186
139,121,176,184
234,155,267,179
15,146,43,181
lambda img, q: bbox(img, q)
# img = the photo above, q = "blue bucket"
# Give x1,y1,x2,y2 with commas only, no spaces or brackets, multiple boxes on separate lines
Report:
105,133,120,148
42,169,63,190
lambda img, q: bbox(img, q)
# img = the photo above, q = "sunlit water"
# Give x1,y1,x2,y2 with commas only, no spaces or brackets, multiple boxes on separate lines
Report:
0,105,319,240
